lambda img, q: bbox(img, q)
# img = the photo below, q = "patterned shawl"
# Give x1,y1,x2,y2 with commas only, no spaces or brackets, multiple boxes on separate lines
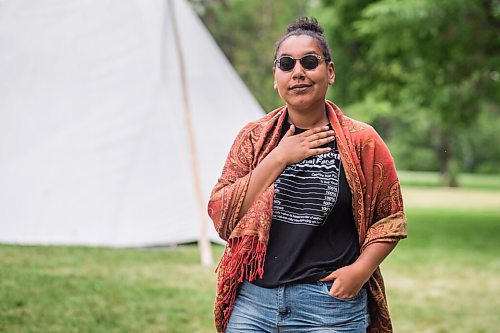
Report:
208,101,407,333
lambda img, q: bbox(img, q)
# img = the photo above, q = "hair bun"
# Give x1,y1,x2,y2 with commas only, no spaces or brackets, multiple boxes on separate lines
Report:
286,17,324,35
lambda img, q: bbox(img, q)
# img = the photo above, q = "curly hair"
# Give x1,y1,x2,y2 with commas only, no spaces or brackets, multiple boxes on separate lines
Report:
274,17,332,62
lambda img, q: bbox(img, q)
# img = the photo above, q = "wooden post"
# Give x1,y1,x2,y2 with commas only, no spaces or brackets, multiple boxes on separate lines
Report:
167,0,213,267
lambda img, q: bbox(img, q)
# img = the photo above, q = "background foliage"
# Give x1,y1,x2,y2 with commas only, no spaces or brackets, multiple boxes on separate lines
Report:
192,0,311,109
193,0,500,185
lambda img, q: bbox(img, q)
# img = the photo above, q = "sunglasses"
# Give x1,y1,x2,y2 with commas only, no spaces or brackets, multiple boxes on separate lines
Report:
274,54,329,72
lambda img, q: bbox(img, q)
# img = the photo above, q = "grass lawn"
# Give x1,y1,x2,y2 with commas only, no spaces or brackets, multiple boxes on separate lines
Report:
0,244,223,333
384,209,500,333
1,208,499,332
398,171,500,190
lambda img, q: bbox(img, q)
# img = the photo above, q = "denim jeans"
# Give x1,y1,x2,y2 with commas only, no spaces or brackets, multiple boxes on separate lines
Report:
226,280,371,333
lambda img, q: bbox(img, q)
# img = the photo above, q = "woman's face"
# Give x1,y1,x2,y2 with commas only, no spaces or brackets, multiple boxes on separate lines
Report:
274,35,335,112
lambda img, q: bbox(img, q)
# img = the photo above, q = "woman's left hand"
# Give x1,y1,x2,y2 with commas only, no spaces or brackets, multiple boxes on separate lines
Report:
319,263,370,299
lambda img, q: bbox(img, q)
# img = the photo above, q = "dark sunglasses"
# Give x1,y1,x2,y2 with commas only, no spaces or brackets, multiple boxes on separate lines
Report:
274,54,329,72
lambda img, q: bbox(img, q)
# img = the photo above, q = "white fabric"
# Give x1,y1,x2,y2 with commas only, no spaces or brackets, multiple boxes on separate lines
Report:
0,0,263,246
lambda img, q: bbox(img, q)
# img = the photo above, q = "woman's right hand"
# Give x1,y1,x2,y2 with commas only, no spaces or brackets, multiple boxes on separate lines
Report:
238,124,335,218
273,125,335,166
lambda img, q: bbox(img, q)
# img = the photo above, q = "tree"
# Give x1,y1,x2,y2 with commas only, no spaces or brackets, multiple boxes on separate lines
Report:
316,0,500,185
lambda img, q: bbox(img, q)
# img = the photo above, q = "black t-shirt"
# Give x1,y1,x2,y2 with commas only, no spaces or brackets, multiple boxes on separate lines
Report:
253,121,360,288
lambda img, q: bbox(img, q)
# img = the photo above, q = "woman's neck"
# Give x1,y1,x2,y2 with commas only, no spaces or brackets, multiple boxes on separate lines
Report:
287,104,329,129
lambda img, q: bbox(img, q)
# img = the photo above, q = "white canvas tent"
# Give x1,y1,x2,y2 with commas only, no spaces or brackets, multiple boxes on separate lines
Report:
0,0,263,249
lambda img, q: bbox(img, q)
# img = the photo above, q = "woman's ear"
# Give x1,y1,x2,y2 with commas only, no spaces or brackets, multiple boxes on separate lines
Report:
273,81,277,90
328,61,335,85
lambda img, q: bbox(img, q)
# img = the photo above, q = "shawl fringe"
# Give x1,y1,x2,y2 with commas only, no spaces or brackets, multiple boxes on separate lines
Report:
215,234,266,332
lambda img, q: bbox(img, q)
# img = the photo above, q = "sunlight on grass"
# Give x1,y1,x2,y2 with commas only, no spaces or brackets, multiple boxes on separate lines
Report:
398,171,500,190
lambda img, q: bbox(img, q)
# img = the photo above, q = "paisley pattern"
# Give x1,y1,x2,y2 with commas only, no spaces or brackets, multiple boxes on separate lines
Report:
208,101,407,333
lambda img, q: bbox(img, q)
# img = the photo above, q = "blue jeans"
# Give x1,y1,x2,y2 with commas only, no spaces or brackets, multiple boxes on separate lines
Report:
226,281,371,333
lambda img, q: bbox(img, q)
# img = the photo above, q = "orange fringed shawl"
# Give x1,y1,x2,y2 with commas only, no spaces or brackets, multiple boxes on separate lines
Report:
208,101,407,333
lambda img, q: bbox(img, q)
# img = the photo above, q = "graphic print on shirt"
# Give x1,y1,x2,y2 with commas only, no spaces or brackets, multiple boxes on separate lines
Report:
273,145,341,227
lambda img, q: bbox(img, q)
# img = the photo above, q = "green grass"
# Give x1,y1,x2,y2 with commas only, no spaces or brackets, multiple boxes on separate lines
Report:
384,209,500,333
398,170,500,190
0,245,223,333
1,208,499,332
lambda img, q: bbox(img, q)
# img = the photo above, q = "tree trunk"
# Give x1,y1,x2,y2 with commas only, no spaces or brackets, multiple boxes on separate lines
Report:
438,135,459,187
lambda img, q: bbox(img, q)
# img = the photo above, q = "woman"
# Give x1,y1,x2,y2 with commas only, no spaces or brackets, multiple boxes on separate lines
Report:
208,17,407,333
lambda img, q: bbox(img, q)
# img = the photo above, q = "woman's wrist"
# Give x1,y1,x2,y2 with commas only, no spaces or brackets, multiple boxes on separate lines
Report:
352,241,398,284
268,147,288,169
350,260,374,285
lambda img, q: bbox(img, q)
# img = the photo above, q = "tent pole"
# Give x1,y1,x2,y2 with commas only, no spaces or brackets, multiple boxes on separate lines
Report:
167,0,213,267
